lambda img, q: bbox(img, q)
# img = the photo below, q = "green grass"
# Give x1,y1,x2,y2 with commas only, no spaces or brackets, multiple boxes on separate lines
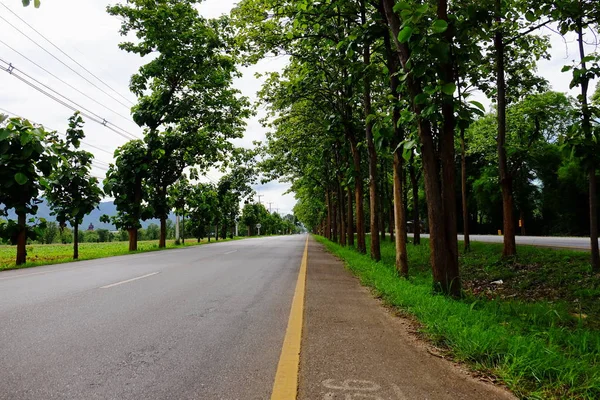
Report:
315,235,600,399
0,237,244,271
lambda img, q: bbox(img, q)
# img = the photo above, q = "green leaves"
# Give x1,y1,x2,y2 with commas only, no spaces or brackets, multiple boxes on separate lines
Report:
14,173,28,185
398,26,413,43
21,0,40,7
431,19,448,34
441,82,456,96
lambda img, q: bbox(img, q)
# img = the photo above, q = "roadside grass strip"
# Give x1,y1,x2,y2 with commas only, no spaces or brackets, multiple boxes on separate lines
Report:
0,237,245,271
314,235,600,400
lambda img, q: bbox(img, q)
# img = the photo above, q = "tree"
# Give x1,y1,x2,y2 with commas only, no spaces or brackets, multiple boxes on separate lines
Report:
0,116,56,265
188,183,218,242
46,113,103,259
41,221,59,244
102,140,151,251
108,0,250,248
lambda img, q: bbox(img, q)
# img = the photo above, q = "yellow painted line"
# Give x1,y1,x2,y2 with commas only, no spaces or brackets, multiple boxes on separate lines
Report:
271,236,308,400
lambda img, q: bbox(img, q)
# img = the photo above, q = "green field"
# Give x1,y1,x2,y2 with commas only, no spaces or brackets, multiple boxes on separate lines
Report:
315,236,600,399
0,237,242,271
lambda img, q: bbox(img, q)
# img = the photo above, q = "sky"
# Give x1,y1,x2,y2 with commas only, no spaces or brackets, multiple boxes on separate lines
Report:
0,0,597,218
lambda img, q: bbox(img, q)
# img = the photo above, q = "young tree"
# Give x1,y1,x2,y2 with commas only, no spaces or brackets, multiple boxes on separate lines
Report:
0,116,56,265
102,140,151,251
46,113,103,259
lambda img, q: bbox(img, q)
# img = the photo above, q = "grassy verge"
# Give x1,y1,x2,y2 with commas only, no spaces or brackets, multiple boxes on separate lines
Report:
0,237,245,271
314,235,600,399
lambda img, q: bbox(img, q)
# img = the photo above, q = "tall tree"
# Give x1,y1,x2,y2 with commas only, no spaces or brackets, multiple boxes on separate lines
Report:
0,116,56,265
102,140,151,251
46,113,103,259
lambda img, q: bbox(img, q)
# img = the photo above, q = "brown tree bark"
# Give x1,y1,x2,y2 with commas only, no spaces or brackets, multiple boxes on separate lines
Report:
128,228,138,251
495,0,517,257
73,222,79,259
590,166,599,271
388,200,395,243
325,189,332,240
460,126,470,251
361,0,380,261
347,185,354,247
338,181,347,246
159,217,167,248
393,149,409,277
576,22,600,271
380,158,387,243
348,133,366,253
16,212,27,265
409,154,421,245
332,192,338,243
382,0,460,296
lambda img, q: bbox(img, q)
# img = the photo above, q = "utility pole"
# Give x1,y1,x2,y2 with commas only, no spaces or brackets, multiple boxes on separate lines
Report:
267,202,274,213
257,194,264,205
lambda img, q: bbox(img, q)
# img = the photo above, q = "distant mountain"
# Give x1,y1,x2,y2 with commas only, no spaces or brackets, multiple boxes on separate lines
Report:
5,200,174,231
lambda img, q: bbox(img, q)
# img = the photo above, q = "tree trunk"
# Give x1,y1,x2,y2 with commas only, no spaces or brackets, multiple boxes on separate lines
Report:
325,189,332,240
215,225,219,241
409,155,421,245
182,214,185,244
360,3,380,261
73,223,79,259
495,0,516,257
348,133,366,254
159,217,166,248
380,158,387,243
460,126,470,251
347,185,354,247
338,181,346,246
332,192,338,243
382,0,460,295
16,212,27,265
577,23,600,271
128,228,137,251
393,149,409,277
590,166,600,271
389,199,395,243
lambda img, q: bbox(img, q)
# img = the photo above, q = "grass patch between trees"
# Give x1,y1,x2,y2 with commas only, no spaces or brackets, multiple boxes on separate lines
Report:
314,235,600,399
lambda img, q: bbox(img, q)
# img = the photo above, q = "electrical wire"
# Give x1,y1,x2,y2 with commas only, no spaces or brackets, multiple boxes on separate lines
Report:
0,12,134,109
0,106,115,156
0,61,140,141
0,58,138,139
0,2,136,106
0,39,137,126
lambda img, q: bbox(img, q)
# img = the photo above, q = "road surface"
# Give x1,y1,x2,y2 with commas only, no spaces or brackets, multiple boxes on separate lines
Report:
414,233,597,250
0,235,305,400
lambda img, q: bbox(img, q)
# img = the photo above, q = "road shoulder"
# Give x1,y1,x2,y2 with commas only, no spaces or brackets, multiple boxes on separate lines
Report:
298,237,515,400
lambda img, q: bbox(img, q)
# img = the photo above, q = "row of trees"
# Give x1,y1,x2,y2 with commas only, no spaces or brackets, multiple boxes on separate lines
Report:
234,0,600,296
1,0,284,265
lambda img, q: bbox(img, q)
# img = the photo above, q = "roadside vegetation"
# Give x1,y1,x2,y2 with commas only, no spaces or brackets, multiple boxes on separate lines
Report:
0,237,245,272
316,235,600,399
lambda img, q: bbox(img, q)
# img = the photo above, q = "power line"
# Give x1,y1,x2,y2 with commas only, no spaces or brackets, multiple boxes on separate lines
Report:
0,61,140,141
0,106,115,156
0,58,138,140
0,2,136,107
0,12,135,109
0,38,137,125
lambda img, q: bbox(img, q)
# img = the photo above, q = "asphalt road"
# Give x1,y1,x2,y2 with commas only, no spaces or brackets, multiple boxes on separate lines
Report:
414,233,597,250
0,235,306,400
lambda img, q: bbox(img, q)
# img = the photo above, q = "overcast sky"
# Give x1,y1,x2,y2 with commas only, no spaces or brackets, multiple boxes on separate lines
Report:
0,0,597,218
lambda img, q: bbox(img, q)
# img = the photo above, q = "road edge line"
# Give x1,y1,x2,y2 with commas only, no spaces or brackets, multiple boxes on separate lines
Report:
270,235,309,400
